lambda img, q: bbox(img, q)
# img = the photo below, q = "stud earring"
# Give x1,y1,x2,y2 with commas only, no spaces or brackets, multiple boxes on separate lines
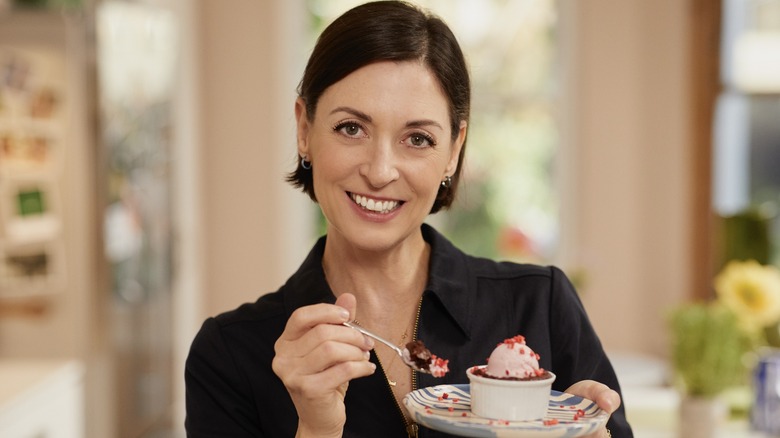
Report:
301,156,312,170
441,175,452,188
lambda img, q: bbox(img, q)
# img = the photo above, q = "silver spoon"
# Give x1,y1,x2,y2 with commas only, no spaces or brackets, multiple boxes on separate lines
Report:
343,321,432,374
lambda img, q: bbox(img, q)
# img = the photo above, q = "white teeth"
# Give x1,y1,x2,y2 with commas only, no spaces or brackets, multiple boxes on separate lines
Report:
351,193,399,213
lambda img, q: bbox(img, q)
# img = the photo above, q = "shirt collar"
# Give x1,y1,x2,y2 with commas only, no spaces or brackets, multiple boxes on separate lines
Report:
283,224,473,339
420,223,473,339
283,236,336,315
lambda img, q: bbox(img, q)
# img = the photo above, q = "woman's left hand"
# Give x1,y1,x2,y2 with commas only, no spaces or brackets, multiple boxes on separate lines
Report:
565,380,620,438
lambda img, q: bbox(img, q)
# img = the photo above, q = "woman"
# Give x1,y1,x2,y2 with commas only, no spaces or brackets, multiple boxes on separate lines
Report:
185,1,632,437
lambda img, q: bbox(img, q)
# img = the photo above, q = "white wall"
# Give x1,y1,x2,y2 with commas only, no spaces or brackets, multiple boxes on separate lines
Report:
196,1,315,322
563,0,693,357
170,0,316,430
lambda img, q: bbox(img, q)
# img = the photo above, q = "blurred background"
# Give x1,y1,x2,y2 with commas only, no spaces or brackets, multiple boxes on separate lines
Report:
0,0,778,437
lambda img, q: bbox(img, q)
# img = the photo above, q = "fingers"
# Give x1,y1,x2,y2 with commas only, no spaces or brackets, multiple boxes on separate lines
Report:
288,320,373,355
293,326,373,374
565,380,619,438
271,294,375,435
273,295,376,387
565,380,621,414
292,357,376,398
283,301,351,340
595,388,620,414
278,296,373,358
335,293,357,320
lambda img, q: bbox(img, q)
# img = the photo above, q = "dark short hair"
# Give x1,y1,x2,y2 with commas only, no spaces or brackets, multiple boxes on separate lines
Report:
286,0,470,214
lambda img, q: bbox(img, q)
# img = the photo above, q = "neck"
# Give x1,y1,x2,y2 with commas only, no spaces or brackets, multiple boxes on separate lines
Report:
322,231,429,328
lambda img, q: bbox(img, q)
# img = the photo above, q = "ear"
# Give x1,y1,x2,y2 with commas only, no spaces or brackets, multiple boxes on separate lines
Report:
295,98,311,158
445,120,467,176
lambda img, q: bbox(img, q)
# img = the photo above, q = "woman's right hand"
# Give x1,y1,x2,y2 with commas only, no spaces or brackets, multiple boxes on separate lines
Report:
272,293,376,438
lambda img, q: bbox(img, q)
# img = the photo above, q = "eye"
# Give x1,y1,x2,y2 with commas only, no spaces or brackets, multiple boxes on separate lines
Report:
405,132,436,148
333,121,366,138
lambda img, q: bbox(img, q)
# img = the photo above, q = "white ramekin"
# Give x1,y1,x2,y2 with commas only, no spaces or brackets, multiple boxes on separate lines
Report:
466,365,556,421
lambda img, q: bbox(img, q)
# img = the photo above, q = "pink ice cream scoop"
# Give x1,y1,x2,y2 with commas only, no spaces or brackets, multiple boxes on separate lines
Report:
485,335,544,379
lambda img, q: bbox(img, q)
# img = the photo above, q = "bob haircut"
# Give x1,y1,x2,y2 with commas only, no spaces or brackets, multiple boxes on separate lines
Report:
286,0,471,214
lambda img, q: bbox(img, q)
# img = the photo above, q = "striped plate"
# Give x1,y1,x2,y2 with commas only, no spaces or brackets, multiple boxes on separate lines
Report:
403,384,609,437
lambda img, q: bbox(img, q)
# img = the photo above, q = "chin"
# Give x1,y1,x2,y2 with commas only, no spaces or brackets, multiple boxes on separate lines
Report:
336,224,417,253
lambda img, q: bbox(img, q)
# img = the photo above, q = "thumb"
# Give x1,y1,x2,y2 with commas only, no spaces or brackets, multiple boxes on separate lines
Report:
335,292,358,321
566,380,621,414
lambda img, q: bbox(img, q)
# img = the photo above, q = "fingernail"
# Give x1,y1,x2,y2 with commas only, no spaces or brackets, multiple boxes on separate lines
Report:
364,336,374,349
363,350,371,360
339,309,350,321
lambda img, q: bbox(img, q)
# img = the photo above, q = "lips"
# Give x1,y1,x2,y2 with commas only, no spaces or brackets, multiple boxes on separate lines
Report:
349,192,402,214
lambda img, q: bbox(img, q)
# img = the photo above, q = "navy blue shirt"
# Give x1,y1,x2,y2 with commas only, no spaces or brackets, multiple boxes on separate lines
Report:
185,224,633,437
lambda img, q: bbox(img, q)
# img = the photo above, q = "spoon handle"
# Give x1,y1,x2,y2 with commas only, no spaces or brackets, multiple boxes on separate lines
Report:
343,321,404,356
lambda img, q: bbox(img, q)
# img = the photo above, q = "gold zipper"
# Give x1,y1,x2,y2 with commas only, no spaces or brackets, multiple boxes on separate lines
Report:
376,346,417,438
408,296,424,438
410,296,422,399
377,296,424,438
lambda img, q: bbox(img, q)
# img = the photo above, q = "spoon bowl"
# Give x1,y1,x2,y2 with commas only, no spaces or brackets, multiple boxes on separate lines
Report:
343,321,434,374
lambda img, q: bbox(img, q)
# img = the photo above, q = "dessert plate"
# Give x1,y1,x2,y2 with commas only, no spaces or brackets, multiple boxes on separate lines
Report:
403,384,609,438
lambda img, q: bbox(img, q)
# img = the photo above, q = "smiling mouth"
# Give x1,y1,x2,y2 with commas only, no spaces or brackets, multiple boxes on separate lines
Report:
349,192,403,214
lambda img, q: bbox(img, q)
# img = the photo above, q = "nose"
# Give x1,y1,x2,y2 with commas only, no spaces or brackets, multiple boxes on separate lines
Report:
360,139,400,188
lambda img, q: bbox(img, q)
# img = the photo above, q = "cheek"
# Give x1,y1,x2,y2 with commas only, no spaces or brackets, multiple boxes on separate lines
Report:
405,170,443,201
411,155,449,189
310,149,353,193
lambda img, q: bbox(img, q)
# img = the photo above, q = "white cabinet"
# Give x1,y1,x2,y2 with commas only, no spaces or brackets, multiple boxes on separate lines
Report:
0,360,84,438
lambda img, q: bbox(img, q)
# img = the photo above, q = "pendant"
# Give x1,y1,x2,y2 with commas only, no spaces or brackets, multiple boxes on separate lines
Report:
388,379,397,387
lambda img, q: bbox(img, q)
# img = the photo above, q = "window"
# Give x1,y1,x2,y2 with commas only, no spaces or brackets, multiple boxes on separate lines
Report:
714,0,780,265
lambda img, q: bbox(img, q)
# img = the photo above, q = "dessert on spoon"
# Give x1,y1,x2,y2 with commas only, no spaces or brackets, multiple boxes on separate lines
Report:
343,321,449,377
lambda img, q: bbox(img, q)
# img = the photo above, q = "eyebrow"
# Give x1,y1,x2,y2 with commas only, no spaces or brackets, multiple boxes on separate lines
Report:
330,106,372,122
330,106,444,131
406,119,444,131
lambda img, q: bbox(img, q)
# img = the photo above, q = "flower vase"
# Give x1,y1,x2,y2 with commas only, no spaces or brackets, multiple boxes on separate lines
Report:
751,351,780,435
679,395,728,438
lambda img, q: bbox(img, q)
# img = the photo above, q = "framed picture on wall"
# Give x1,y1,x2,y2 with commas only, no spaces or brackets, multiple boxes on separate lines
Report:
0,239,64,296
1,178,61,244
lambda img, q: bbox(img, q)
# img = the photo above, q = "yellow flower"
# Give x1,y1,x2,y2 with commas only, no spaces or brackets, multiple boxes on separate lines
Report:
715,260,780,332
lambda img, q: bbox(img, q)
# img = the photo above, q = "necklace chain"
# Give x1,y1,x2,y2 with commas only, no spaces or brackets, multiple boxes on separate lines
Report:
354,319,409,386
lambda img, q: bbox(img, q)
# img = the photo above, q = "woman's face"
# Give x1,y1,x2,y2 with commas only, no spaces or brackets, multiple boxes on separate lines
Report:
296,61,466,252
